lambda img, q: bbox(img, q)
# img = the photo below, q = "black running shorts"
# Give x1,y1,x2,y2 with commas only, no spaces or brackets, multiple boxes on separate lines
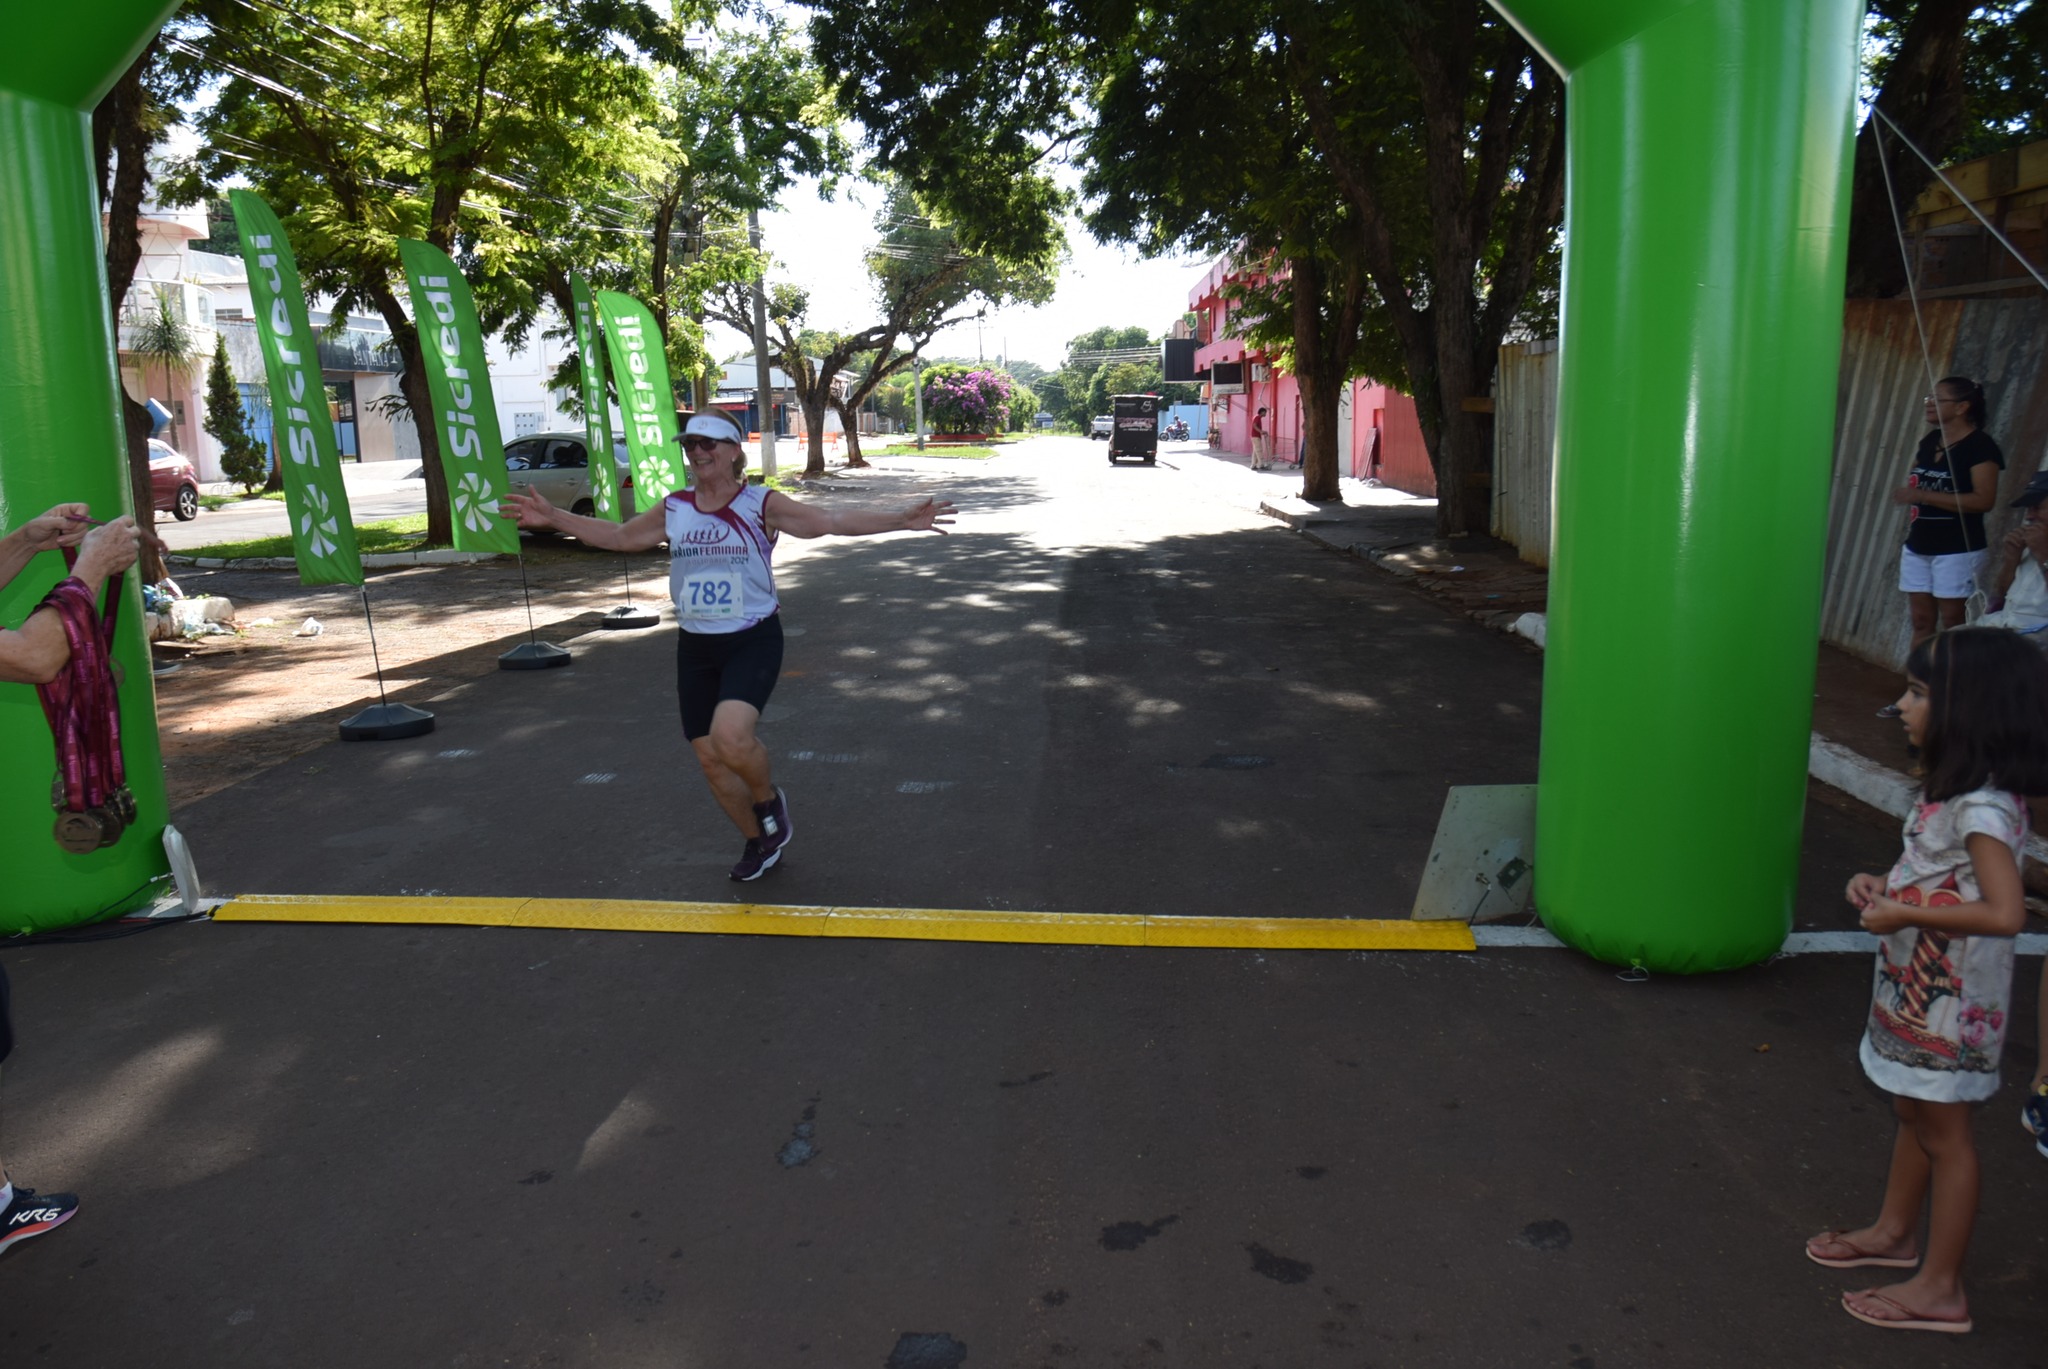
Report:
675,614,785,740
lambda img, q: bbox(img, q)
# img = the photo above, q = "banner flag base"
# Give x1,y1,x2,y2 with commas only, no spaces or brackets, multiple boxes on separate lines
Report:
598,605,659,630
499,641,572,670
339,701,436,741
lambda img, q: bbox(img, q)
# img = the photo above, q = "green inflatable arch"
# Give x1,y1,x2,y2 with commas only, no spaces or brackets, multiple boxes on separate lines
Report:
0,4,183,932
1,1,1866,962
1488,0,1865,970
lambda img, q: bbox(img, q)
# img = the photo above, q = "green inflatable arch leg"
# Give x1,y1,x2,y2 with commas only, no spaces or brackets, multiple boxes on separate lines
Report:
1485,0,1865,971
0,4,183,933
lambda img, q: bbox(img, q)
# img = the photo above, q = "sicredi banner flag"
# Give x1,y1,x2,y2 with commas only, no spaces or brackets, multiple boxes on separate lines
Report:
593,290,684,503
568,273,623,521
226,191,362,586
397,241,518,554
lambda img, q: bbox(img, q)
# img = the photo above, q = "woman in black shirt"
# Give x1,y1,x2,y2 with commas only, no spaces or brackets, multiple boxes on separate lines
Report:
1892,376,2004,651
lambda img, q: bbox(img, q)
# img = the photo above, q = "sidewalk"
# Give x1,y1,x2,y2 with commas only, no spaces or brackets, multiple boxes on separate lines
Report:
1243,471,1934,839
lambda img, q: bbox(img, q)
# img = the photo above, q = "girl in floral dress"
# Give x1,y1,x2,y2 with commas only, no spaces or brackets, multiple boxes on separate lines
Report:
1806,628,2048,1333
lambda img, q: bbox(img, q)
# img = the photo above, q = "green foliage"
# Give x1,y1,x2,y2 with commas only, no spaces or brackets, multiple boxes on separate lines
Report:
187,513,432,560
1865,2,2048,160
1033,324,1195,426
803,1,1076,267
708,183,1058,472
166,0,700,538
802,0,1565,522
201,336,268,493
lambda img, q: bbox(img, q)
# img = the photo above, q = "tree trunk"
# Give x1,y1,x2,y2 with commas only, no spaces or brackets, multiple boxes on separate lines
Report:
121,393,165,583
800,393,829,478
1843,0,1973,298
1419,337,1498,537
834,397,868,467
95,38,163,579
371,290,451,546
1290,257,1344,502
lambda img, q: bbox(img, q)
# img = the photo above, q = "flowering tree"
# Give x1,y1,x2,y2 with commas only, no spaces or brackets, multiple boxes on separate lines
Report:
921,364,1014,435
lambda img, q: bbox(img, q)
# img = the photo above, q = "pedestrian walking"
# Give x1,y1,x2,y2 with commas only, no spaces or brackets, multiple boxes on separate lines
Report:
1808,627,2048,1334
1250,407,1271,470
502,412,955,880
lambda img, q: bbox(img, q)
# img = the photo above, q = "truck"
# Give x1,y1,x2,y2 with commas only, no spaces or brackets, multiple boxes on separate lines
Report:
1107,394,1159,466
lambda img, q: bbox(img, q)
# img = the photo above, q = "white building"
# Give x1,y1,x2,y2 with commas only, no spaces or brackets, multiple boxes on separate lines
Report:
114,195,590,480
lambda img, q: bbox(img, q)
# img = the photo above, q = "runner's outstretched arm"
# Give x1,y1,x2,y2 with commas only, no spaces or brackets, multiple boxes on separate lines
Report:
500,489,668,552
764,493,956,539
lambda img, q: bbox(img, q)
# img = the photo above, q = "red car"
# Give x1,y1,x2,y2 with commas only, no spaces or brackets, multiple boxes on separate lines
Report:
148,439,201,521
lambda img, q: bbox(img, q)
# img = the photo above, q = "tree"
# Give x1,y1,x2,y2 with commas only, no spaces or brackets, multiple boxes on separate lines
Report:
626,20,850,414
129,287,198,450
170,0,692,545
1846,2,2048,297
919,364,1014,434
202,335,267,494
94,32,187,581
806,0,1564,531
709,186,1056,474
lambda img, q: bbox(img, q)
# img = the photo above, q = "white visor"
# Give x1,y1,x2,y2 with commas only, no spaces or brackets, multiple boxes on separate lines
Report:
682,414,744,443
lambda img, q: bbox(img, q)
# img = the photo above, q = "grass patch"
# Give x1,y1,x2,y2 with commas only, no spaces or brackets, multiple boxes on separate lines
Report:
182,514,440,560
864,443,1001,460
198,489,286,511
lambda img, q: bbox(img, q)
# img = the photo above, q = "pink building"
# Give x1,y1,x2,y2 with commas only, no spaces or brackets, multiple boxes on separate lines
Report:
1187,257,1436,498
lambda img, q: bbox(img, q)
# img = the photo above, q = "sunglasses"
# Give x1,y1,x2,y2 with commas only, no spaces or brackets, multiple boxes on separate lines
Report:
680,435,732,452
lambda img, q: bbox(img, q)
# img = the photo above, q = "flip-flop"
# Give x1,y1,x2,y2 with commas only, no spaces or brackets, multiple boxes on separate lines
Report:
1805,1231,1918,1269
1842,1290,1972,1334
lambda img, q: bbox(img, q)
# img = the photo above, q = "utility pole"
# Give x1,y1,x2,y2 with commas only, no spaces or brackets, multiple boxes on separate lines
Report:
748,208,777,480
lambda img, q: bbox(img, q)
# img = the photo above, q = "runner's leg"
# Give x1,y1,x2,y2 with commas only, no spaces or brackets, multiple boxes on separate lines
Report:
693,703,770,837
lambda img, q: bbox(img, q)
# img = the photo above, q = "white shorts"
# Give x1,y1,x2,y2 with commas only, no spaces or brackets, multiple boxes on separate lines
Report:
1898,547,1987,600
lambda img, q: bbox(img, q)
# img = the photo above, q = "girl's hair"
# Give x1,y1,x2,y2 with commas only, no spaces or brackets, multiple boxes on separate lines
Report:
1937,375,1988,428
1906,627,2048,800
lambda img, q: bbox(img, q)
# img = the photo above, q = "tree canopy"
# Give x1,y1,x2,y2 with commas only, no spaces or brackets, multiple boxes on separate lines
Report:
804,0,1563,529
1847,1,2048,296
708,185,1056,473
167,0,701,542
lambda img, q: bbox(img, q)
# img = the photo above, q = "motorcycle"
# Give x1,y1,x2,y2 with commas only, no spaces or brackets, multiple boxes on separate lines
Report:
1162,417,1190,442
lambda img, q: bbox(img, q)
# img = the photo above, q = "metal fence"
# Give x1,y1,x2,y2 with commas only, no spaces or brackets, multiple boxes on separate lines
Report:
1490,300,2048,668
1492,340,1558,566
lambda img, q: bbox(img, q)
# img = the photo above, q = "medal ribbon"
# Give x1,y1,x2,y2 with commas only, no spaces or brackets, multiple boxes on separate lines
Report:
33,552,125,815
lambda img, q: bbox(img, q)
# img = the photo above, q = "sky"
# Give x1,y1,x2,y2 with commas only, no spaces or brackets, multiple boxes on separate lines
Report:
703,175,1215,374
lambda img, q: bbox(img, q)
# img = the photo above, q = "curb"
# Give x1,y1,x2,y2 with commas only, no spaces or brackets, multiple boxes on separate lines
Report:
169,550,505,570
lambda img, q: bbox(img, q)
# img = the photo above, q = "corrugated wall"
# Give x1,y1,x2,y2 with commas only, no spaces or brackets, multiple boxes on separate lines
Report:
1822,300,2048,669
1489,303,2048,666
1492,340,1558,566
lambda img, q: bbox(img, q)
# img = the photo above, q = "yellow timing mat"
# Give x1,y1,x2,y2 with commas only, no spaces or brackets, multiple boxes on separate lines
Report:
214,894,1476,952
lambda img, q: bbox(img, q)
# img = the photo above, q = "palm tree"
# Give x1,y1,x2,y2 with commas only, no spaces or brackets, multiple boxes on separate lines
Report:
129,285,196,449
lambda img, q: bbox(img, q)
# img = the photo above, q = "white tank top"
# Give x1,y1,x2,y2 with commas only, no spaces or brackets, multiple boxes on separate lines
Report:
664,486,779,634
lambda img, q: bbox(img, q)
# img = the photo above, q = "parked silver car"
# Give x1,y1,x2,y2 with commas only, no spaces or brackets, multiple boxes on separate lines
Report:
503,431,636,518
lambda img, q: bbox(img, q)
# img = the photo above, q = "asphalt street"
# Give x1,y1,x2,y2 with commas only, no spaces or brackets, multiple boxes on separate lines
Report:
4,438,2041,1367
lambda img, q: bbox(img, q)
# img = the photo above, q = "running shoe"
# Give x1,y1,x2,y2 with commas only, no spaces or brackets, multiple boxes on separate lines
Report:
729,836,781,882
754,788,793,859
2024,1080,2048,1160
0,1186,78,1255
